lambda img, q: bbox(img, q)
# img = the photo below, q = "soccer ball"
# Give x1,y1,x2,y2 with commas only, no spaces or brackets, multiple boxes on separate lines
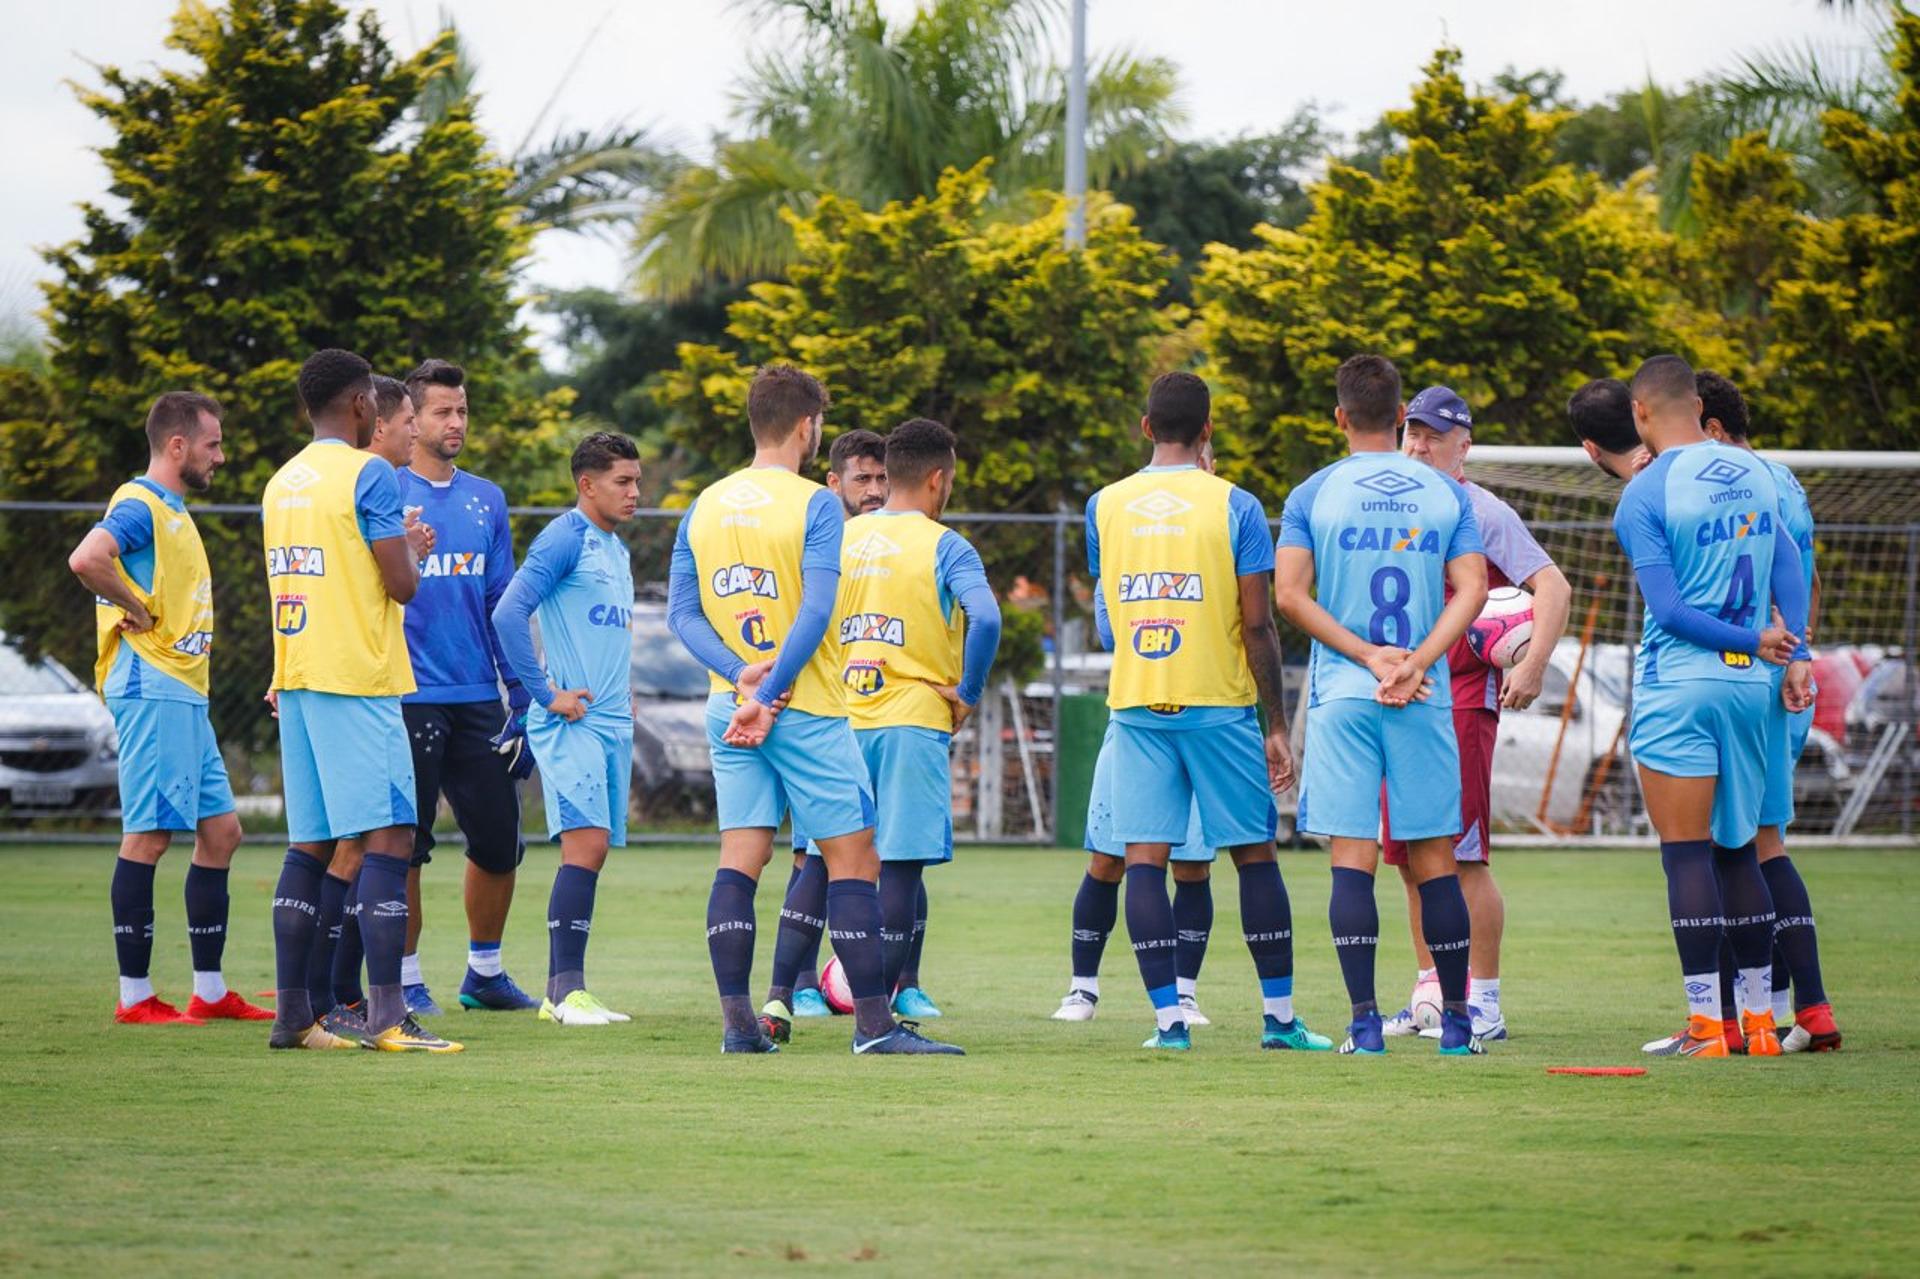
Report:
1410,973,1444,1031
819,955,854,1015
1467,586,1535,669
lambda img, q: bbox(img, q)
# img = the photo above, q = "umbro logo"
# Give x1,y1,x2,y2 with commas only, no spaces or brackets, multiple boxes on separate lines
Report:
846,532,902,562
1125,490,1192,521
278,461,322,493
1695,457,1751,488
1354,469,1423,499
718,481,772,511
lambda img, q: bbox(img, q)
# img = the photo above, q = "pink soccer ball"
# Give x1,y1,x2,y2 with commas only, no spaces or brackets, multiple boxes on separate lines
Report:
819,954,855,1014
1467,586,1535,670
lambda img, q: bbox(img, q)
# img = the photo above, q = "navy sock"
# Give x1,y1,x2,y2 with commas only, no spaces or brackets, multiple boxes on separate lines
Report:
706,868,758,998
1761,854,1825,1008
770,855,827,997
1713,841,1775,1007
271,849,326,1029
305,873,350,1018
826,878,893,1038
332,871,364,1005
878,861,924,996
1328,866,1379,1016
1236,859,1294,1008
110,857,157,983
1718,932,1739,1024
358,853,411,1032
1661,838,1723,978
1123,863,1179,1011
182,863,228,975
1173,876,1213,985
1070,873,1120,980
1416,874,1472,1013
547,864,599,1002
901,877,928,989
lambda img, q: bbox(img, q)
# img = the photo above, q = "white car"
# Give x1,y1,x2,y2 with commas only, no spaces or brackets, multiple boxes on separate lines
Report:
1490,639,1635,835
0,633,121,820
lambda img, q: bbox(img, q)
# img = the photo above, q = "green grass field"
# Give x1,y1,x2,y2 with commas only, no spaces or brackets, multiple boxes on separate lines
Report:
3,843,1917,1276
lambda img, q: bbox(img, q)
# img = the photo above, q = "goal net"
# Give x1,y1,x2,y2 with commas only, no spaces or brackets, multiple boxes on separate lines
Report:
1461,446,1920,844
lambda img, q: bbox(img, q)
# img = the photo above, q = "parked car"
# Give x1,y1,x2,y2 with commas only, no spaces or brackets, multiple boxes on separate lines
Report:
628,603,715,814
0,633,120,820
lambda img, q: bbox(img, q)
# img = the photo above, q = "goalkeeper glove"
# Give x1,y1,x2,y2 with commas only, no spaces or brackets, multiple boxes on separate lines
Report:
490,707,534,781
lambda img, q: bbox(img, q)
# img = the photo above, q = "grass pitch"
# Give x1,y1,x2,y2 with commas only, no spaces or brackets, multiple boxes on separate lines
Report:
2,843,1917,1276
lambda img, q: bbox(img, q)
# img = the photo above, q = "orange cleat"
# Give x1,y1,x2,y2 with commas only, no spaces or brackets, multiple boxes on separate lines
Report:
1741,1010,1781,1057
115,996,205,1026
1782,1002,1843,1053
187,991,276,1021
1643,1014,1729,1058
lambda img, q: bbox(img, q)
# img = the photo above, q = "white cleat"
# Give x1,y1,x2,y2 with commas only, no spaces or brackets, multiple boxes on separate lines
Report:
1177,994,1210,1027
539,992,612,1025
576,990,631,1023
1052,990,1099,1021
1420,1006,1507,1041
1381,1006,1421,1037
1641,1032,1684,1055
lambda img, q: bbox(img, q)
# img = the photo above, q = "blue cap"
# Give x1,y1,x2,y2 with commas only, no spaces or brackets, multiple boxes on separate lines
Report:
1405,386,1472,433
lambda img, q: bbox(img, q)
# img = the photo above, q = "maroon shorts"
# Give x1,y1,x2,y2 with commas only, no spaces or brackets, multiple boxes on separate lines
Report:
1382,706,1497,866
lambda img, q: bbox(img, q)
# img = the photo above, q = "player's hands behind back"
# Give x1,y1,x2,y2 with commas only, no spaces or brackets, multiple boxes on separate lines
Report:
546,687,593,721
1364,645,1433,707
1782,659,1816,713
931,684,974,733
1756,610,1799,666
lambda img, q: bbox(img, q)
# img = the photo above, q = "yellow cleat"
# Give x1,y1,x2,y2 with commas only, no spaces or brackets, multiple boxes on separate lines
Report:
368,1013,464,1053
268,1021,361,1051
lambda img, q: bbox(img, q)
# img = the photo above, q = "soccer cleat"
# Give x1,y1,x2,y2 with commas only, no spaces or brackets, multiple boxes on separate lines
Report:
853,1020,965,1055
1177,994,1210,1027
892,987,943,1019
1641,1015,1730,1058
1722,1017,1747,1056
1780,1002,1843,1053
402,983,443,1017
1261,1014,1333,1051
760,999,793,1045
570,990,630,1023
320,999,368,1038
722,1026,780,1054
458,969,540,1011
1051,990,1099,1021
1141,1022,1191,1051
1741,1010,1782,1058
116,996,205,1026
792,987,834,1018
1381,1006,1421,1037
1338,1011,1386,1055
1418,1004,1507,1042
185,991,274,1021
367,1013,463,1053
268,1020,359,1050
539,991,612,1026
1437,1009,1487,1056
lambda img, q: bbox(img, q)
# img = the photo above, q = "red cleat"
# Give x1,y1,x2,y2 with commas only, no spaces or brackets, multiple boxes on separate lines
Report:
187,991,276,1021
115,996,205,1026
1782,1002,1843,1053
1721,1016,1746,1056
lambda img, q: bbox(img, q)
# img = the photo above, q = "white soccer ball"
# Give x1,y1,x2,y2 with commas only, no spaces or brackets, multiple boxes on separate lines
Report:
1410,973,1444,1031
819,954,854,1015
1468,585,1535,670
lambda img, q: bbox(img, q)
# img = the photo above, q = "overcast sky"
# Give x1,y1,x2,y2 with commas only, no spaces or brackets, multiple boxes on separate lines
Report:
3,0,1869,337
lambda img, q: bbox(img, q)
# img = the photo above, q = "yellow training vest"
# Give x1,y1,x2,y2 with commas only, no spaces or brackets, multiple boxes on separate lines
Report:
837,511,967,733
93,480,214,697
262,441,415,696
686,466,844,717
1095,467,1256,712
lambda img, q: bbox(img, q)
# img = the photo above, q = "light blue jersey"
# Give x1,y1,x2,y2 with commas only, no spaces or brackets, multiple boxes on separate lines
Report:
1613,442,1784,688
1277,452,1483,709
1764,459,1816,604
496,508,635,728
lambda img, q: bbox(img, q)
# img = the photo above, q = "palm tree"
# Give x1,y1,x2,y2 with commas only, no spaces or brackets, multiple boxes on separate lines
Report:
419,12,682,236
633,0,1183,297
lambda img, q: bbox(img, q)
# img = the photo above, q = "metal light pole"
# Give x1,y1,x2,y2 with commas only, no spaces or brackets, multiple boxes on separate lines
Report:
1064,0,1087,249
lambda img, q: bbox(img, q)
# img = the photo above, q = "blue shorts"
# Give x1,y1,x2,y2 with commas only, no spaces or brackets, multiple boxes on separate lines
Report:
856,726,953,863
109,697,234,834
278,690,416,843
707,696,875,841
1760,694,1815,831
528,711,632,846
1630,679,1769,849
1298,698,1459,842
1109,712,1277,849
1084,720,1210,860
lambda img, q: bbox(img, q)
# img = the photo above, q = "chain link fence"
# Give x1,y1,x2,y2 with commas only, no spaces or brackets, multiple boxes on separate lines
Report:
2,470,1916,844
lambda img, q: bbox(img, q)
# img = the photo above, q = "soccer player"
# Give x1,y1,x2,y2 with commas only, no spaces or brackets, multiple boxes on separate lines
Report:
1087,371,1327,1053
1275,354,1488,1057
492,432,640,1026
299,372,418,1038
66,392,270,1026
1602,354,1812,1059
1567,379,1650,481
773,427,888,1020
394,358,538,1015
1695,370,1840,1051
668,364,959,1054
1378,386,1573,1043
263,349,457,1052
758,418,1001,1040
